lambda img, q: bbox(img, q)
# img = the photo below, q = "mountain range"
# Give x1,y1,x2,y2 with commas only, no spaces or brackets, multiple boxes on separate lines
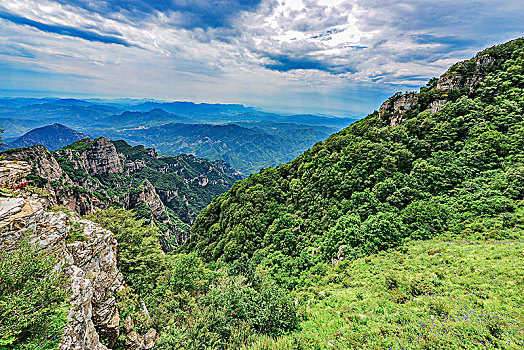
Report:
0,99,356,174
3,36,523,350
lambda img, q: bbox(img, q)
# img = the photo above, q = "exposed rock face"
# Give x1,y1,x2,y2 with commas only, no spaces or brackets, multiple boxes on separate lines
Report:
126,179,168,223
82,137,123,176
379,92,419,126
0,161,126,350
430,99,448,114
380,50,498,127
0,160,31,188
2,145,65,181
437,53,496,93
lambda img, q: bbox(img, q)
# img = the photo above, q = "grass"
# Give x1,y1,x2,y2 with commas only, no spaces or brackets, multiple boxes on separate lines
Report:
250,239,524,349
65,221,87,244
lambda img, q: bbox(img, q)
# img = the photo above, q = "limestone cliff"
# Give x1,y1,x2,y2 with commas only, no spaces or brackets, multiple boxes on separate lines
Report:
0,161,156,350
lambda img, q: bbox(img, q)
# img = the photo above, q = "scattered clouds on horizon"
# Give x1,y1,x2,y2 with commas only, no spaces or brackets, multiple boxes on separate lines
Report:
0,0,523,116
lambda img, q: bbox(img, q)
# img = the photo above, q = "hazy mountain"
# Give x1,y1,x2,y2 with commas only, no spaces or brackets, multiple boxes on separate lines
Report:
1,123,90,151
110,122,331,174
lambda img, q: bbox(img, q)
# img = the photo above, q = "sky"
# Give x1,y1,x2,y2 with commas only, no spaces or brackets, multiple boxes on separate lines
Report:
0,0,523,117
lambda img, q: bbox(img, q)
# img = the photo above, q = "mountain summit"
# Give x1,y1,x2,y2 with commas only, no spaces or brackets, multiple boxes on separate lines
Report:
2,123,90,151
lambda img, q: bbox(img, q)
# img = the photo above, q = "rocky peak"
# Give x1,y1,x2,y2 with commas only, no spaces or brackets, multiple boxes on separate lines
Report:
379,48,500,127
437,52,496,93
378,92,419,127
82,137,123,176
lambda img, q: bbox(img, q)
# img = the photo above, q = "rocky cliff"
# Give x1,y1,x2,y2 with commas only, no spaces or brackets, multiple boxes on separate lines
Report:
378,41,507,126
1,138,241,249
0,161,156,350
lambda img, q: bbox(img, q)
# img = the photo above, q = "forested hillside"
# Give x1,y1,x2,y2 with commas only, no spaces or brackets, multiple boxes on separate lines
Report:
191,38,524,264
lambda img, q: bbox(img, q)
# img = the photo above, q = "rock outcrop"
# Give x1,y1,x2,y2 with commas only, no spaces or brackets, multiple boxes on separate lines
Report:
379,46,500,126
81,137,123,175
0,160,31,189
2,145,65,181
379,92,419,127
0,161,126,350
125,179,169,223
436,52,496,93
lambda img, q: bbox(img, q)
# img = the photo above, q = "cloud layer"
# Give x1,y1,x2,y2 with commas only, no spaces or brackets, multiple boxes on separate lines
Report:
0,0,522,116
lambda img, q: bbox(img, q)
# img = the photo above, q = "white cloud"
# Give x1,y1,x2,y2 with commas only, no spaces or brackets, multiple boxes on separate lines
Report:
0,0,522,115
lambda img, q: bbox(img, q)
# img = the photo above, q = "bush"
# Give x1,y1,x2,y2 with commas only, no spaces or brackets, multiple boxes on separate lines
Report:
0,239,68,349
361,212,405,253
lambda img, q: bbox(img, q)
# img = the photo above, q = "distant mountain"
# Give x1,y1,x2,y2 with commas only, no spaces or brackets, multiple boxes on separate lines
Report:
0,98,357,174
129,101,357,127
0,103,121,125
50,98,92,106
104,109,191,128
0,118,47,139
1,123,90,151
110,122,330,174
130,101,250,116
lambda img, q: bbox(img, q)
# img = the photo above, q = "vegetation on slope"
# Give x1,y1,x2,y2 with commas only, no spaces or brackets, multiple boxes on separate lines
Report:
190,38,524,265
87,209,299,349
248,239,524,349
0,239,69,349
179,37,524,348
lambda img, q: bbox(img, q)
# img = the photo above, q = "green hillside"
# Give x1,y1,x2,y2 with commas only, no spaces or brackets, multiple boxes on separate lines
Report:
190,38,524,264
248,239,524,349
180,37,524,349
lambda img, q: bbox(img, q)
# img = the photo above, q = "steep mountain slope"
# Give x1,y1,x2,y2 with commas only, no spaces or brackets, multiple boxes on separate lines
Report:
190,38,524,262
1,137,242,250
112,122,330,174
0,161,138,350
1,123,90,151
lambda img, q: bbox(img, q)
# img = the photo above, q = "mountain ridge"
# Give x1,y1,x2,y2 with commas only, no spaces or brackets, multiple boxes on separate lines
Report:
1,123,90,151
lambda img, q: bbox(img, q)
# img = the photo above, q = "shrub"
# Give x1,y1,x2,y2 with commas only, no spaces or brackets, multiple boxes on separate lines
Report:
0,239,69,349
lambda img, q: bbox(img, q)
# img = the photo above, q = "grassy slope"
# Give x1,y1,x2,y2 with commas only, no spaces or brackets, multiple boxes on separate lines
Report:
251,237,524,349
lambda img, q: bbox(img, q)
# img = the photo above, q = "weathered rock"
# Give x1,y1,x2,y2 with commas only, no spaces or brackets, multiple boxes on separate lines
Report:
125,331,144,350
379,47,500,127
143,328,157,349
2,146,64,181
437,53,496,93
81,137,123,176
0,188,125,350
430,99,448,114
125,179,168,223
0,160,31,189
378,92,419,126
123,316,135,334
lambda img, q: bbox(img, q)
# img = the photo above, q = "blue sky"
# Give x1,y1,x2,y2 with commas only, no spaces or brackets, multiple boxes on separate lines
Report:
0,0,523,117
